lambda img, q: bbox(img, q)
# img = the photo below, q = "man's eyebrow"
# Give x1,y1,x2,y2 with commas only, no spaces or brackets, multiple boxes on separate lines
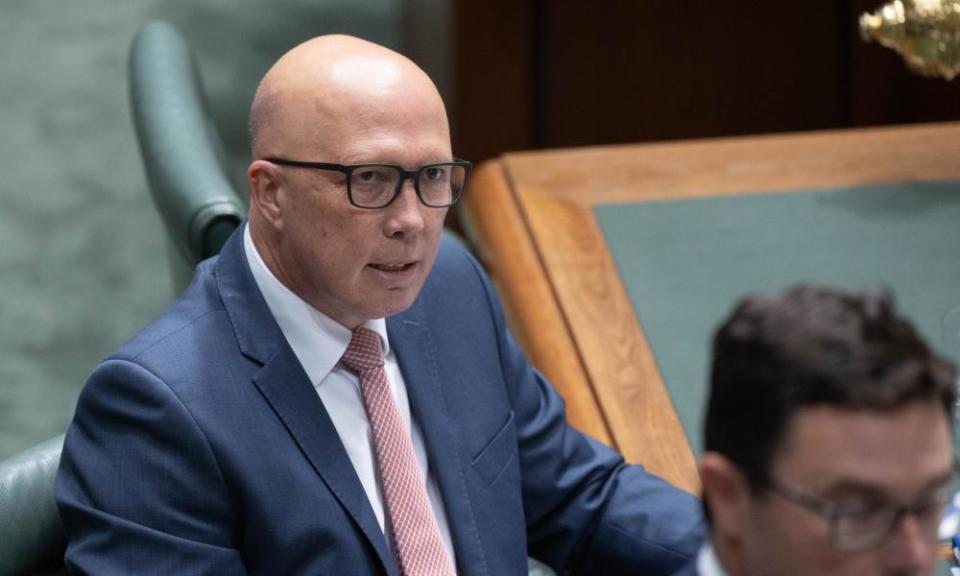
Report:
820,467,955,503
819,479,889,502
917,466,957,494
332,158,456,168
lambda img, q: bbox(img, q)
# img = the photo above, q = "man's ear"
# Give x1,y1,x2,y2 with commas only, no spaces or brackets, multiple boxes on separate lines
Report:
700,452,752,541
248,160,284,229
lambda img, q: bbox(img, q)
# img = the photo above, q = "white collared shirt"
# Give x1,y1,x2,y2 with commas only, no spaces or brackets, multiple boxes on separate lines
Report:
243,225,456,569
698,542,727,576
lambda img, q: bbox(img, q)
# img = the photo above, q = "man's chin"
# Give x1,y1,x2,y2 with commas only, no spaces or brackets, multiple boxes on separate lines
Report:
377,290,421,319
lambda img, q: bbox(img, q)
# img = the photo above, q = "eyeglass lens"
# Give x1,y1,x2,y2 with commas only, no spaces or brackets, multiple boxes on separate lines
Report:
832,491,950,550
349,164,465,208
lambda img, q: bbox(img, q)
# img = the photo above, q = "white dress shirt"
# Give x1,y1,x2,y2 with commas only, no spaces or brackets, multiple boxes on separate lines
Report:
243,225,457,569
697,542,727,576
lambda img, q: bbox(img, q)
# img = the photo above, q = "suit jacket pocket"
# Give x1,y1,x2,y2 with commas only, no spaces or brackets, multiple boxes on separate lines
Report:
471,410,517,486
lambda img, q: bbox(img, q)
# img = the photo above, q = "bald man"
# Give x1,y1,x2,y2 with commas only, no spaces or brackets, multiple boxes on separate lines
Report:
56,36,703,575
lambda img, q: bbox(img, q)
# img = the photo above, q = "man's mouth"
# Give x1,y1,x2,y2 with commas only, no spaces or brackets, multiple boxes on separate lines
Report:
370,262,415,272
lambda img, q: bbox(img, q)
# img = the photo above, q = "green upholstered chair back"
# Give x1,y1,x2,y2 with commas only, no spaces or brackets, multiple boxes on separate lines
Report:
129,20,246,292
0,435,66,576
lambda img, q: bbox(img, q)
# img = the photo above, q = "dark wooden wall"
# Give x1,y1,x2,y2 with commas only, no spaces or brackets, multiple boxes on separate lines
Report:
451,0,960,162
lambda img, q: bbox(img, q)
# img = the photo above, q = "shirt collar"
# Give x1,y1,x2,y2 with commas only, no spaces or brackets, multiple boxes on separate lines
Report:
698,541,727,576
243,224,391,385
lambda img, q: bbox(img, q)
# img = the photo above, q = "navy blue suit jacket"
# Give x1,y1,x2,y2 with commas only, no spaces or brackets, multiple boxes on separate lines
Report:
56,228,703,575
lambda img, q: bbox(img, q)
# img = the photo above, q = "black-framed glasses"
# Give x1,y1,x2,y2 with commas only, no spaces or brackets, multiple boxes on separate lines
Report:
767,475,955,551
266,158,472,209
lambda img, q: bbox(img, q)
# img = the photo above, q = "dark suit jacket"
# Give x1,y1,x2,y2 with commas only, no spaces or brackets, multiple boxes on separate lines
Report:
56,228,703,575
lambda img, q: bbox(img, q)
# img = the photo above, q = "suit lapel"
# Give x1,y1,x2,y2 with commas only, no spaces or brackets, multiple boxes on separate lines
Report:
389,303,488,576
215,227,397,575
252,347,396,574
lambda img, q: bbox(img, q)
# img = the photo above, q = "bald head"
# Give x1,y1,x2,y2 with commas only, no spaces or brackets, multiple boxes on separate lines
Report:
248,35,448,161
244,35,455,327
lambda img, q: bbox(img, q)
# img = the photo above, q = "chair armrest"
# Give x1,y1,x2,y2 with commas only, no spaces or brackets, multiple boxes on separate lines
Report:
0,435,66,575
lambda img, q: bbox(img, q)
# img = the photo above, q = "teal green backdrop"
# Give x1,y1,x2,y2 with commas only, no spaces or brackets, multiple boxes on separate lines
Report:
597,180,960,454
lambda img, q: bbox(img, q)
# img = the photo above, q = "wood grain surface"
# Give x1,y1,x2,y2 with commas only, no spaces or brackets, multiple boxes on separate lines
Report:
462,122,960,494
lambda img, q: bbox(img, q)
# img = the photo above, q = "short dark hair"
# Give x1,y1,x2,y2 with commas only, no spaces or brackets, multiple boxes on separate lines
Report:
705,284,956,491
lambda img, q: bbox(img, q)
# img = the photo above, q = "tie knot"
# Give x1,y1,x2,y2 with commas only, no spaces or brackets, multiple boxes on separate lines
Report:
341,327,385,374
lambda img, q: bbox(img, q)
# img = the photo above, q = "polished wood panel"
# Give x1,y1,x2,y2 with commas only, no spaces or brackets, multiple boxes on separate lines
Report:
462,122,960,494
536,4,845,145
451,1,960,163
450,0,534,161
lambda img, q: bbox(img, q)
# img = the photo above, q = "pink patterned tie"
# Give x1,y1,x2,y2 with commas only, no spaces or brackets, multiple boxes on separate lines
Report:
341,327,455,576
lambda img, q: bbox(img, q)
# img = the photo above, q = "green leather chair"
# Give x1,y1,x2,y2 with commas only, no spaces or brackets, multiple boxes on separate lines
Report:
129,20,246,290
0,435,66,576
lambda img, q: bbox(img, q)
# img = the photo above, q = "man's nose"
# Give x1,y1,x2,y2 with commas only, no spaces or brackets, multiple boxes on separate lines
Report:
383,179,425,237
881,513,936,574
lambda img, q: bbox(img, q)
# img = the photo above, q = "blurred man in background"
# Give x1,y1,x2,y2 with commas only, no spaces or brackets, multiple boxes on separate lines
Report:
678,285,956,576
